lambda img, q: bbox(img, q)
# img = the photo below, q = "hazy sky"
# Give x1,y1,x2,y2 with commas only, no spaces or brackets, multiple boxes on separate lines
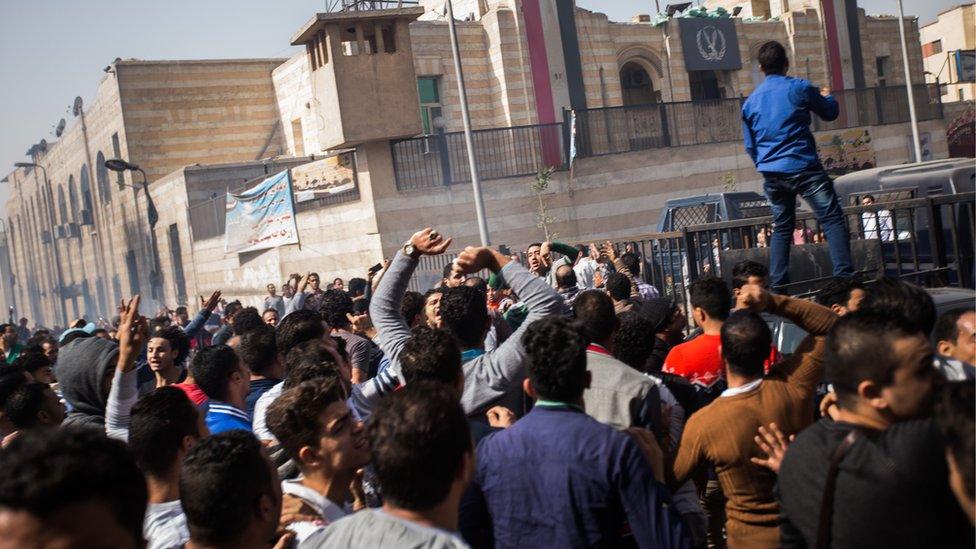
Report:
0,0,965,197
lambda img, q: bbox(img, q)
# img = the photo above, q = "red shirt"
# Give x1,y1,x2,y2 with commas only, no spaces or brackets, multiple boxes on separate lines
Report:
663,334,780,390
173,382,209,407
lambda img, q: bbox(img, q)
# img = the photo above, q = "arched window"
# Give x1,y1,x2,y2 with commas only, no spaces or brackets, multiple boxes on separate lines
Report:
95,151,111,204
79,166,94,214
57,186,68,225
68,176,79,223
620,61,658,106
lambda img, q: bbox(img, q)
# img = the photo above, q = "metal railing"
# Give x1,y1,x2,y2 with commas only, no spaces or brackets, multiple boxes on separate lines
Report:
404,193,974,303
391,122,566,190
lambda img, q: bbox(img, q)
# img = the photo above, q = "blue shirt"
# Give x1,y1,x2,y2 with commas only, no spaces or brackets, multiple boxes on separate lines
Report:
741,74,839,174
205,401,251,434
467,404,689,549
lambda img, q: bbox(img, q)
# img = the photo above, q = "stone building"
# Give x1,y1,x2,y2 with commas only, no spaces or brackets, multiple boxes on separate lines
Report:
920,4,975,103
3,0,947,323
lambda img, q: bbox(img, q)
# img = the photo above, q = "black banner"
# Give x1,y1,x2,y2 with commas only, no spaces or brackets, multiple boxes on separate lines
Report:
678,18,742,71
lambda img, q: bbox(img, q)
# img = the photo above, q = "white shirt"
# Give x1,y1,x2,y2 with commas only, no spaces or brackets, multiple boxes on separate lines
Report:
720,378,763,398
283,478,350,543
143,500,190,549
253,381,284,442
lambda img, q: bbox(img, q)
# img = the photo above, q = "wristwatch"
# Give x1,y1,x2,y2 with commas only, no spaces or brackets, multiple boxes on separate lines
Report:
403,241,419,259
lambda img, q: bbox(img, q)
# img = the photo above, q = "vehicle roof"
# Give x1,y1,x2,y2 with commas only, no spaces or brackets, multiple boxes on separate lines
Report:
926,287,976,308
661,191,766,207
833,159,975,194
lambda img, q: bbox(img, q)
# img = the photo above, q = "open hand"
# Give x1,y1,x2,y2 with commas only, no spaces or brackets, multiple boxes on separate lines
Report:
200,290,222,313
602,241,618,262
750,422,794,473
117,296,148,372
409,228,452,256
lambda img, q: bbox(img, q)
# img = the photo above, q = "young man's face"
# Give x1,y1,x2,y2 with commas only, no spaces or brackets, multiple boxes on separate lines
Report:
263,310,279,327
424,292,442,328
32,365,56,385
267,284,277,297
308,275,320,290
526,245,543,274
943,311,976,365
309,401,370,475
880,334,936,421
332,278,344,290
443,270,466,288
38,385,65,426
147,337,175,373
41,342,58,364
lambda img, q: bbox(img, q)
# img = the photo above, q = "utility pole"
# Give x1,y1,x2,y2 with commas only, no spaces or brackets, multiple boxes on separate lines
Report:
445,0,491,246
896,0,922,162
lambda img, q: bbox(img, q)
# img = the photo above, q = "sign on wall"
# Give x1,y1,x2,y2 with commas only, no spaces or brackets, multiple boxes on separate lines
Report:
290,151,358,203
224,170,299,254
678,18,742,71
816,128,876,175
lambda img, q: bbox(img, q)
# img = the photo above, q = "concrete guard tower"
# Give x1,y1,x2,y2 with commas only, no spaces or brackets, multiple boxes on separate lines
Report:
291,6,426,150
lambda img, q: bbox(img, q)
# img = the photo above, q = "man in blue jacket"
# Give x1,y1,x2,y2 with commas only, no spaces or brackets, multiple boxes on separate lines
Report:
742,40,854,291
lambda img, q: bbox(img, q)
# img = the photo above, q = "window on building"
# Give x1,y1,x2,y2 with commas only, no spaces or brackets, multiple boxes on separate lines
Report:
167,224,187,305
95,152,111,204
57,186,68,225
111,133,125,189
922,40,943,58
876,56,889,87
417,77,442,134
689,71,723,101
79,167,94,225
125,250,141,296
292,119,306,157
620,61,658,105
956,50,976,82
68,176,79,223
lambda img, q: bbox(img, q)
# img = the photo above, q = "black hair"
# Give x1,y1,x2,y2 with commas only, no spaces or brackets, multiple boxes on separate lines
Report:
935,382,975,499
368,382,471,510
400,291,426,326
573,290,618,343
231,307,265,336
554,264,577,289
619,252,642,277
400,326,462,387
283,340,341,390
11,353,52,377
526,242,542,252
4,382,53,429
522,316,588,402
129,387,202,478
439,286,489,349
464,276,488,295
860,277,936,335
276,309,325,356
934,308,974,346
180,431,274,546
605,272,632,301
816,278,865,309
613,311,656,371
237,323,277,376
224,300,243,319
758,40,788,75
0,365,29,410
721,311,772,378
152,325,191,367
348,278,368,298
442,262,456,280
731,260,768,290
351,299,370,316
189,344,241,402
149,317,170,334
266,378,347,464
319,289,354,329
689,276,731,321
0,426,147,545
825,312,927,405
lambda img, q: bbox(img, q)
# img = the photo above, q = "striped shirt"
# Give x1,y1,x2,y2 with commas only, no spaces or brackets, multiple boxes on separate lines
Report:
205,401,251,434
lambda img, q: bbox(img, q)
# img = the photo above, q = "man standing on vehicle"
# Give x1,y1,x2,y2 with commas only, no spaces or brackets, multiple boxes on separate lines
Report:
742,41,855,291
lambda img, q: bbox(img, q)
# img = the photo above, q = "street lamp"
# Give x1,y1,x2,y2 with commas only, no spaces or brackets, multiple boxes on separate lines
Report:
13,161,68,326
105,158,161,300
895,0,922,163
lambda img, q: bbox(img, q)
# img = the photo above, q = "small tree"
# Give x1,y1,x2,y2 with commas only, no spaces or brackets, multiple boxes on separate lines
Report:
531,166,558,241
721,171,737,192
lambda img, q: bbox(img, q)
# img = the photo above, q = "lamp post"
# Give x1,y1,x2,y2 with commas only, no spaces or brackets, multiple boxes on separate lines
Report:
444,0,491,246
13,162,68,327
105,159,161,302
896,0,922,162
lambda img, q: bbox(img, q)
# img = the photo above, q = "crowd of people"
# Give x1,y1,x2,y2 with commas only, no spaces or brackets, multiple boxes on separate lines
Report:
0,223,973,549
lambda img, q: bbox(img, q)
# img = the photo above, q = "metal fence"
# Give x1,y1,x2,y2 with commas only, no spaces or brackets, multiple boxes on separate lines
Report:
573,84,943,158
391,122,566,190
405,193,974,304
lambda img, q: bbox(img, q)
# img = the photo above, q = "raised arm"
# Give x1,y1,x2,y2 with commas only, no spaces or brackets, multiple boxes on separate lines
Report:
183,290,220,338
802,82,839,122
453,246,565,413
370,228,452,367
106,296,149,442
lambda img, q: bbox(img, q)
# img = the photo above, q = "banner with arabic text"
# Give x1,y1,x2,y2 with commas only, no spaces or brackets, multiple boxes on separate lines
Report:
224,170,299,254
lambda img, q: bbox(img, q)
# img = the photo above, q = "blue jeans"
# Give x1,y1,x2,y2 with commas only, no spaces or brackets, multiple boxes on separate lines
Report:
763,169,855,289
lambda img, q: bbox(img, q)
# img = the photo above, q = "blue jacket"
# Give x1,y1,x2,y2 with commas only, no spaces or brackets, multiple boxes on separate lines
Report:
205,401,251,434
742,74,839,174
467,404,689,549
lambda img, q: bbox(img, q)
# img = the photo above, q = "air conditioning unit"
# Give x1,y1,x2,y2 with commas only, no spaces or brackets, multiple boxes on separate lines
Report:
79,209,94,226
41,230,52,244
66,222,81,238
55,225,67,239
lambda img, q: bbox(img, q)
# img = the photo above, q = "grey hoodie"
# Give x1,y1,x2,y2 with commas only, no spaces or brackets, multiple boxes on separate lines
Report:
57,336,120,427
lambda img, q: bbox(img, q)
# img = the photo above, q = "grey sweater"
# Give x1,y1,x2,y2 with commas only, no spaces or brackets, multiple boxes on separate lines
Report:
370,251,565,417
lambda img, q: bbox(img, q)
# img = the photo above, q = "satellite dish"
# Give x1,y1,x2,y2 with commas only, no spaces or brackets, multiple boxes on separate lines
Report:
55,119,66,137
72,96,83,117
39,139,48,152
